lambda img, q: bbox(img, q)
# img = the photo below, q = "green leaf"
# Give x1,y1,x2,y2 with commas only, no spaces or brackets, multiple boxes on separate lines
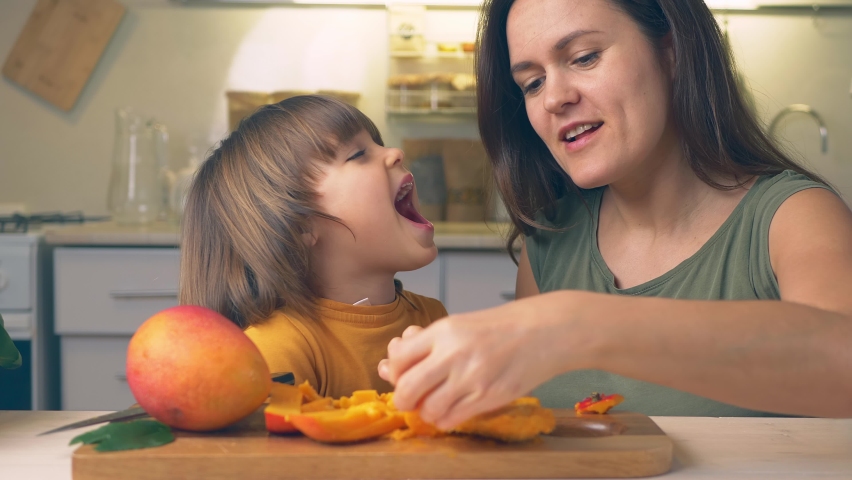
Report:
70,420,175,452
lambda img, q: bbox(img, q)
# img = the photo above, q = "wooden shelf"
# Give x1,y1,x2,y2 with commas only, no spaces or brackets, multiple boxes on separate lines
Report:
386,106,476,115
391,51,474,59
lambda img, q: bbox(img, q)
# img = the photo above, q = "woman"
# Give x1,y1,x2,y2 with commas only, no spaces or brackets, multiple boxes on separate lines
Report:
379,0,852,429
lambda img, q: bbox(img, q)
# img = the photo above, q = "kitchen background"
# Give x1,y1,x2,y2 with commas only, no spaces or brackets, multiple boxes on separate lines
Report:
0,0,851,412
1,1,852,215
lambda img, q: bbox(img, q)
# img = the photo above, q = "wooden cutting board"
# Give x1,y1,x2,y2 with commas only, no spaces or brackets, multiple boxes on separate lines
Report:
2,0,125,111
72,410,673,479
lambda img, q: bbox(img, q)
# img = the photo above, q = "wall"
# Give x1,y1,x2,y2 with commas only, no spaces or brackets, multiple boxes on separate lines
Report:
0,2,850,215
724,10,852,199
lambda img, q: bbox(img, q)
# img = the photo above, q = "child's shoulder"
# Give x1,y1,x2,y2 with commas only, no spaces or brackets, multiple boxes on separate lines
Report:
243,310,311,345
400,290,448,320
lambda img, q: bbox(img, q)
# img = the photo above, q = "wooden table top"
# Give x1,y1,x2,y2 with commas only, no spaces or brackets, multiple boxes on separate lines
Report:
1,411,851,479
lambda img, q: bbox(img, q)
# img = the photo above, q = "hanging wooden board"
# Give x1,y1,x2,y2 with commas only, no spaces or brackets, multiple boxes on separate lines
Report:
2,0,125,111
72,410,673,479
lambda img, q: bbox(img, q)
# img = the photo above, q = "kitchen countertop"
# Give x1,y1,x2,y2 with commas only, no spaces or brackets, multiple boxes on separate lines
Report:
2,411,850,479
43,221,513,250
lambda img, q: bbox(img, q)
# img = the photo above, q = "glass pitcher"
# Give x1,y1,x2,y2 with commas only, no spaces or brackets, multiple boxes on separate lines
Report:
106,108,167,225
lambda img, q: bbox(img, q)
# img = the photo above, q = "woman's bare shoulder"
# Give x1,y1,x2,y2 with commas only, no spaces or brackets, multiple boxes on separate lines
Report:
770,187,852,315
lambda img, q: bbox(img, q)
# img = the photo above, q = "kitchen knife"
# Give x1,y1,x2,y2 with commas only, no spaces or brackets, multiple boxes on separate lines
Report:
38,371,296,436
37,406,149,436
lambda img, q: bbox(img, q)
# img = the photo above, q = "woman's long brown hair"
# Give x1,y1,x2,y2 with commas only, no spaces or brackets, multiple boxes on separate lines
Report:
180,95,383,328
475,0,828,258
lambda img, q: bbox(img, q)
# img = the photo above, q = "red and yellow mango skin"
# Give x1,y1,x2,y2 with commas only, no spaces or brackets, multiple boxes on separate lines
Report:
574,393,625,414
126,305,271,432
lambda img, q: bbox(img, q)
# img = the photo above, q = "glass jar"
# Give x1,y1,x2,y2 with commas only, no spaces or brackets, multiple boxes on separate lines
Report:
106,108,166,225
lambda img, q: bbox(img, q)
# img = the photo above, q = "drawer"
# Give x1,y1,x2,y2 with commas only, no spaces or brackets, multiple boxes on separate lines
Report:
444,251,518,314
55,248,180,335
0,243,33,310
394,257,441,301
61,336,135,411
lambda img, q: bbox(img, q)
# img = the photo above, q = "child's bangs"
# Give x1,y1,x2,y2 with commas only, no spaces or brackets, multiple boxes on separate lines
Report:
277,95,383,163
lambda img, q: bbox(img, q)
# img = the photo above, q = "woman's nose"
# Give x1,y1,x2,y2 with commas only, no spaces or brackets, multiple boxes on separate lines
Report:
542,72,580,114
386,147,404,168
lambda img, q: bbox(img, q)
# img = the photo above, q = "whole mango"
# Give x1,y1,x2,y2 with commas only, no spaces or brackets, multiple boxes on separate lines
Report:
126,305,271,431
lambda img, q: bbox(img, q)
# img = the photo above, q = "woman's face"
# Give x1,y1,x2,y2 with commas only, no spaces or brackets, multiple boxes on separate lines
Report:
506,0,677,189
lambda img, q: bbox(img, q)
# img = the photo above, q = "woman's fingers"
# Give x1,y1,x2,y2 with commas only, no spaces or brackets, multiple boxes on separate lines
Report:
385,321,443,385
392,346,452,412
377,359,391,382
437,389,510,431
401,325,423,338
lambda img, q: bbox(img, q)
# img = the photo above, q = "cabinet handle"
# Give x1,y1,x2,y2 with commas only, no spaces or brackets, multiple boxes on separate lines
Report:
500,291,516,301
109,289,178,299
115,374,128,382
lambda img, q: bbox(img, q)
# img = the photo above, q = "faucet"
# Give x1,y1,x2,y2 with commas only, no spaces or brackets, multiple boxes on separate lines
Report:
769,104,828,154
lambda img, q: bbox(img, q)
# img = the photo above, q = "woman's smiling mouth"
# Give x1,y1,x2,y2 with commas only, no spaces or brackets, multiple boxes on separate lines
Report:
564,122,604,142
560,122,604,152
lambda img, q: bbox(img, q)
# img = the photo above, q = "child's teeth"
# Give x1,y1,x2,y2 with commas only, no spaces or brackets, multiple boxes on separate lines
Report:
396,183,412,202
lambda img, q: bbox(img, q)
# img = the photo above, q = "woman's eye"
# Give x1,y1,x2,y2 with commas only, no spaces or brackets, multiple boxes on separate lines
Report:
522,78,544,95
346,149,366,162
574,51,600,67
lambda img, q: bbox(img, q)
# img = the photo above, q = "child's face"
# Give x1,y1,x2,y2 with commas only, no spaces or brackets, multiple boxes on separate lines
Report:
312,130,437,277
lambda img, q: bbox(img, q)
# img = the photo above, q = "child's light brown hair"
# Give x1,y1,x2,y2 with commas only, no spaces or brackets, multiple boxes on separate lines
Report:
179,95,383,328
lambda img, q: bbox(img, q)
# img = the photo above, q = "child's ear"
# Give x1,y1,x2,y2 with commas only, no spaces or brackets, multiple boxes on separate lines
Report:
302,231,318,248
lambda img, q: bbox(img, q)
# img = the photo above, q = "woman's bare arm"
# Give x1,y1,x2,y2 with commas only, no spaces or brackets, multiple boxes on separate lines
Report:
384,189,852,427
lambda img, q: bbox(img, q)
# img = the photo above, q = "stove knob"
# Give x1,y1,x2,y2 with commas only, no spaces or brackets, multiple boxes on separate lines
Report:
0,270,8,292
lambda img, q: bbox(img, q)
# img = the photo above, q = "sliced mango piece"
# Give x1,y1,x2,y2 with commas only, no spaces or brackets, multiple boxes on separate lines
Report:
265,383,303,434
297,380,323,403
289,401,405,443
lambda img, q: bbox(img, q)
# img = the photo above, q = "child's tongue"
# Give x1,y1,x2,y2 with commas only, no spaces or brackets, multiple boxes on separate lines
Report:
395,192,429,225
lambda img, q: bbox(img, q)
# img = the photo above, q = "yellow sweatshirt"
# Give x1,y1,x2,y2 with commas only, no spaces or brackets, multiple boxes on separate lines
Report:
244,291,447,398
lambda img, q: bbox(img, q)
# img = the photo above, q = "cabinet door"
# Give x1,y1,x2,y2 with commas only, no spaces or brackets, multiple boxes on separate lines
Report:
0,243,33,310
394,257,441,301
61,336,135,411
55,248,180,335
443,251,518,314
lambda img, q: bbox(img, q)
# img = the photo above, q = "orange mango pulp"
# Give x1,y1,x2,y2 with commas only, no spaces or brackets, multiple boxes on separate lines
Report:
265,381,551,443
289,403,406,443
264,383,302,433
265,382,409,442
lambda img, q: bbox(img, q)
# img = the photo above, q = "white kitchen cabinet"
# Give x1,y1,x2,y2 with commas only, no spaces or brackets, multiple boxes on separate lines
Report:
55,248,180,335
394,256,441,300
61,336,135,411
443,251,518,314
55,247,180,410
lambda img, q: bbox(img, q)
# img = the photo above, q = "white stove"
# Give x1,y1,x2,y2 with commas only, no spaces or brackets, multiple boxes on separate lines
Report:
0,213,108,410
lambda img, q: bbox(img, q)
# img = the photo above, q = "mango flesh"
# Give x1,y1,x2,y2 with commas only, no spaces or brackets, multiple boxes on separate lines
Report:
265,384,302,433
265,381,554,443
126,305,271,431
288,402,406,443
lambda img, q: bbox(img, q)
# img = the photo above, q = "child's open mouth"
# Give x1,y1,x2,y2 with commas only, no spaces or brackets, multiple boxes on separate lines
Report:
395,175,432,227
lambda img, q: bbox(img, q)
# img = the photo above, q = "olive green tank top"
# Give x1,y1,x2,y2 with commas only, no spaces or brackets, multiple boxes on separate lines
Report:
526,170,832,416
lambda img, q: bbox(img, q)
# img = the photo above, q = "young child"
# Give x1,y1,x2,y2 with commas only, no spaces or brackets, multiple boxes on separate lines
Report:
179,95,447,398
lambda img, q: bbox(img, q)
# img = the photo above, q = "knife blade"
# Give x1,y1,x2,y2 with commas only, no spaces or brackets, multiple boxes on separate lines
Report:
37,406,149,436
38,371,296,436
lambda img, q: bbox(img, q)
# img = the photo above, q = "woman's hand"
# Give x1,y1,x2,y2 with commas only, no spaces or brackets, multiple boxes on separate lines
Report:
378,292,587,430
